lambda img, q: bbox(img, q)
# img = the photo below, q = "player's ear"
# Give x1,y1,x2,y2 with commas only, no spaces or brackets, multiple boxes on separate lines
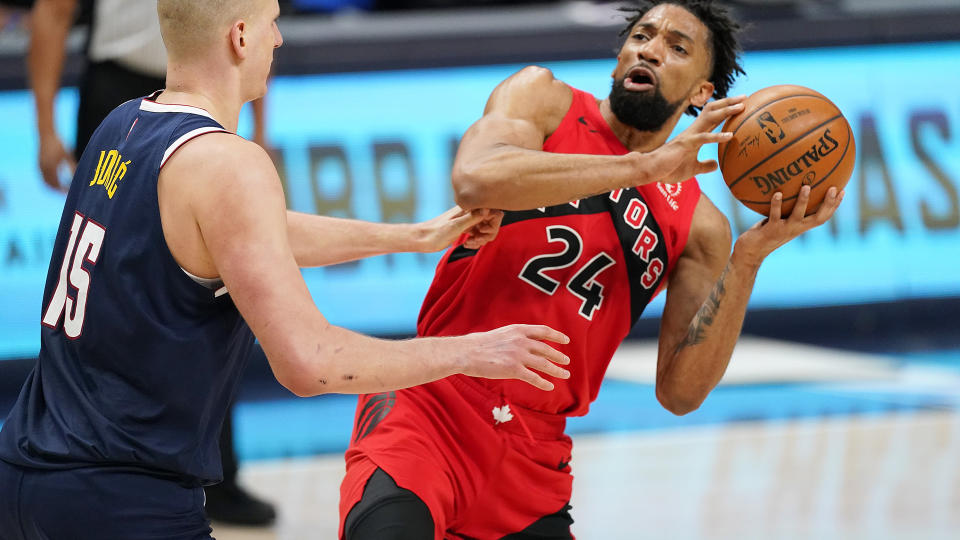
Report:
690,80,714,109
230,21,247,59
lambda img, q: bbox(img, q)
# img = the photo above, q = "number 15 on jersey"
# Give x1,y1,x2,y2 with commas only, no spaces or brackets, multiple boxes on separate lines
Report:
42,213,107,339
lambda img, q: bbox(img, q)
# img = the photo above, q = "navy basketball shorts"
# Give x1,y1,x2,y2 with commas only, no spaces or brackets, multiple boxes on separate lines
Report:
0,459,211,540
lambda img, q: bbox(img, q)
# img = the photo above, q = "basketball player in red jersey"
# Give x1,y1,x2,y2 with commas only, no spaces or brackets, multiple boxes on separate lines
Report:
339,1,844,538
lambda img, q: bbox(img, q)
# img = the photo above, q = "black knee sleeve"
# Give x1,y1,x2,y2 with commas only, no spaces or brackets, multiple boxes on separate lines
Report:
344,468,433,540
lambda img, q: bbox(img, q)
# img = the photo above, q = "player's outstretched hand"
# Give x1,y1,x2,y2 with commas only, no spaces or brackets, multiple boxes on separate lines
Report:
734,185,845,265
462,208,504,250
644,95,746,185
417,206,504,252
459,324,571,391
38,133,74,193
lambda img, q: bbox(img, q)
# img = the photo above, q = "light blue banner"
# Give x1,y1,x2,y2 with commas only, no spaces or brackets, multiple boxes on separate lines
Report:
1,41,958,359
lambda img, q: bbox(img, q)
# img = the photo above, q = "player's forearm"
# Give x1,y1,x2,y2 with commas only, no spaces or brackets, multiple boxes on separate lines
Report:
453,147,653,211
28,0,75,137
286,211,422,267
278,325,463,396
657,251,760,414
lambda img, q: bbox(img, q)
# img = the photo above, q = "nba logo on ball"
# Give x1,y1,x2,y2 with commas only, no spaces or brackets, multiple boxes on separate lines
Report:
718,84,856,217
756,112,785,144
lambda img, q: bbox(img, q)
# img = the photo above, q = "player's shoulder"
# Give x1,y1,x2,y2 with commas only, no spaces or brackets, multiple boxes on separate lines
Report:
162,133,277,191
507,65,565,88
168,132,267,169
503,65,571,102
160,132,284,222
487,66,573,130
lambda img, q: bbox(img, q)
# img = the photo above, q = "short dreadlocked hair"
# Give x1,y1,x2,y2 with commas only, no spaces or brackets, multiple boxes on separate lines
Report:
619,0,745,116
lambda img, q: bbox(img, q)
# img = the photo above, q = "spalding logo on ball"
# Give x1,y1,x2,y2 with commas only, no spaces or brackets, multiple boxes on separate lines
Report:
717,85,856,216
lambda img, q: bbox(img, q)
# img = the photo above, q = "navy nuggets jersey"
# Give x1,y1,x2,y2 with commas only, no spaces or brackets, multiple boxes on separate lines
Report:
418,88,701,416
0,92,255,486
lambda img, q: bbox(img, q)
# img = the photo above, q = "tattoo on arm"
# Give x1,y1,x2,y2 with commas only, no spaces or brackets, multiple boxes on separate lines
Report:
675,263,730,354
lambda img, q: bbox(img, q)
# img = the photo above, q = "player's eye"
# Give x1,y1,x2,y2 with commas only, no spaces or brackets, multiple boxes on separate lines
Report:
674,45,687,54
633,33,649,41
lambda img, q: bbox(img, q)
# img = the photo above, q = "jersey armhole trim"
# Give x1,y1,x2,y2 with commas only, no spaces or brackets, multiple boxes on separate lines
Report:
160,127,230,169
180,266,229,297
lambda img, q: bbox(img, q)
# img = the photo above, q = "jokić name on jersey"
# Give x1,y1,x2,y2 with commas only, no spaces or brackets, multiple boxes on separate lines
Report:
89,149,132,200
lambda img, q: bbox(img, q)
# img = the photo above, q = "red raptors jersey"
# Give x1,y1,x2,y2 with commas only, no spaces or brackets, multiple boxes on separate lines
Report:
418,88,701,416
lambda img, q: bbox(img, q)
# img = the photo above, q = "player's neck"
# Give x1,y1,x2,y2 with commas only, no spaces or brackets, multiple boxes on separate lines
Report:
161,67,245,133
598,98,679,153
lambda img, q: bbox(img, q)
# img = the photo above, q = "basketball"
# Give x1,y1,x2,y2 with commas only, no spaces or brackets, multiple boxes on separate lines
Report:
717,85,856,216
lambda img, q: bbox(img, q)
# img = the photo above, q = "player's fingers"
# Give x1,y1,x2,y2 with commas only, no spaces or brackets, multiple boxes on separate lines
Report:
450,209,486,231
469,230,494,245
440,205,469,219
526,353,571,380
769,192,783,221
475,212,504,242
699,101,745,126
467,223,496,242
466,226,498,246
790,185,811,222
518,369,555,392
813,187,841,225
528,339,571,366
477,207,505,228
709,95,748,109
474,220,498,235
472,229,493,241
519,324,571,345
693,131,733,147
527,340,570,367
486,209,504,228
693,96,747,128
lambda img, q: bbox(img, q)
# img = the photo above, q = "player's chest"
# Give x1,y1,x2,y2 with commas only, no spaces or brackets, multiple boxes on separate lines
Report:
491,190,671,320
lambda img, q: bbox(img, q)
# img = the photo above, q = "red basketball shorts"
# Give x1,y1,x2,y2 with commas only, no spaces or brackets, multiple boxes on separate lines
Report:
339,375,575,539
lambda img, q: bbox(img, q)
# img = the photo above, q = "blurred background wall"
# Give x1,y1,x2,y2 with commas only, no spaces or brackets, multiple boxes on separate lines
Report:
1,0,957,361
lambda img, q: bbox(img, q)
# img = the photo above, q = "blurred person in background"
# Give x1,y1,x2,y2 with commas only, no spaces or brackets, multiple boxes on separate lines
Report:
0,1,30,30
372,0,561,10
338,1,845,539
26,0,276,526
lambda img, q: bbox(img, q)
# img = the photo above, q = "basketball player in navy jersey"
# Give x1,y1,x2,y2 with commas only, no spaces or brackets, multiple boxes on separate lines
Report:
0,1,574,537
338,1,846,539
28,0,276,523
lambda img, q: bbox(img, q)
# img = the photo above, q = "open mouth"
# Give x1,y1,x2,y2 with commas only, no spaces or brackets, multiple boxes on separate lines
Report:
623,66,656,92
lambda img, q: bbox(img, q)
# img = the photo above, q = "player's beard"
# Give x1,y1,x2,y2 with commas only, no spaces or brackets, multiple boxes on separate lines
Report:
608,77,683,132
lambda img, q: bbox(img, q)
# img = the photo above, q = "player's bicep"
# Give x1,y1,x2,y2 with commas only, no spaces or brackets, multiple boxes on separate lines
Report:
656,196,732,367
458,112,545,155
456,66,571,156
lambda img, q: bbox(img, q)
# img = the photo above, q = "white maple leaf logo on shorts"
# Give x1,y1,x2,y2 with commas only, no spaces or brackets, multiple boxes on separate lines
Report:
492,405,514,424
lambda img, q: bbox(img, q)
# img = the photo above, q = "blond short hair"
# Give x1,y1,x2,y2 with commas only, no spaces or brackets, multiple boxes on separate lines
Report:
157,0,259,59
